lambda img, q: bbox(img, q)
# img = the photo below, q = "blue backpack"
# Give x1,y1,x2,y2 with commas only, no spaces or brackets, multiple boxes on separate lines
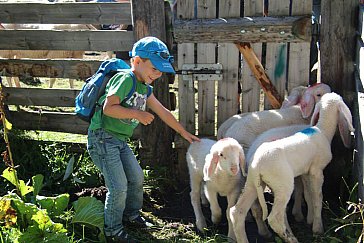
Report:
75,58,135,122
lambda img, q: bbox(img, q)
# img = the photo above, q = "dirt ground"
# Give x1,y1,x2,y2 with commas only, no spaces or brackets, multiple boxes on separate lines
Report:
74,185,318,243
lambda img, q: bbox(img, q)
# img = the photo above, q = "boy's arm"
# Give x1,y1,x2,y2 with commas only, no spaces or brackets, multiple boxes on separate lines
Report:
147,94,200,143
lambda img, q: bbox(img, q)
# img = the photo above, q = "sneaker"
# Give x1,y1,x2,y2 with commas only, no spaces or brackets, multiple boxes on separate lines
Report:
105,230,137,243
124,215,154,229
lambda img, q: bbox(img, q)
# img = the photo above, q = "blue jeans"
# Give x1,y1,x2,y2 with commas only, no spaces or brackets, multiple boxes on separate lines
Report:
87,128,144,236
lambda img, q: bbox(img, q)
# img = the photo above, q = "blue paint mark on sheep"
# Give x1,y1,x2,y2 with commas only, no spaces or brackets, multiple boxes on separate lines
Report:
298,127,317,136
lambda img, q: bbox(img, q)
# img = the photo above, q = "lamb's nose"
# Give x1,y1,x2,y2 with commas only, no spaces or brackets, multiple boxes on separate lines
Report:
231,166,238,175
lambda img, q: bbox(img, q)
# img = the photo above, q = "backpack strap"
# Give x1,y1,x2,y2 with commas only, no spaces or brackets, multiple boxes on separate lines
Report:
124,70,137,101
146,84,153,97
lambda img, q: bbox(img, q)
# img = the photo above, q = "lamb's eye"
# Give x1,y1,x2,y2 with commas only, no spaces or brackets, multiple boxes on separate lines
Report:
317,93,322,97
218,152,223,157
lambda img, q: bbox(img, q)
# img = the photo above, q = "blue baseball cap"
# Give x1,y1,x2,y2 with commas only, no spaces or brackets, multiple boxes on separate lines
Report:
129,36,175,74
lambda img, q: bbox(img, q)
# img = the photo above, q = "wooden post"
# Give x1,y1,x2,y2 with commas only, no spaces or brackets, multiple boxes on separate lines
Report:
320,0,357,202
320,0,357,98
236,42,283,109
131,0,173,167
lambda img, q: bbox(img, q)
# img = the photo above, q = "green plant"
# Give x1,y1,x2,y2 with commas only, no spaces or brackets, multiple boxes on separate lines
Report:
0,83,105,242
321,180,364,243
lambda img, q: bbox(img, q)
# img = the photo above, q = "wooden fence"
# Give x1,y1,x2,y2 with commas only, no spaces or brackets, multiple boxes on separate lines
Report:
0,1,135,135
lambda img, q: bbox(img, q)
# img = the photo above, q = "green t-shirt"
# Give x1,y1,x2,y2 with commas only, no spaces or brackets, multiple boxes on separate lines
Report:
89,71,153,140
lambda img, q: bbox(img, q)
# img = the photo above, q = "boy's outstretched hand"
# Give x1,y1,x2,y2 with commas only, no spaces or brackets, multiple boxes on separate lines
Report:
180,130,200,143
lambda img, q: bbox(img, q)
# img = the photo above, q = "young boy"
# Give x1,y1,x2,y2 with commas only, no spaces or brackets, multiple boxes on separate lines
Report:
87,36,200,243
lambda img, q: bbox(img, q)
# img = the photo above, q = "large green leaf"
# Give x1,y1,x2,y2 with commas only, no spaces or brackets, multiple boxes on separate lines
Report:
19,180,33,197
11,199,40,223
20,224,68,243
72,197,104,231
32,175,44,197
36,194,69,217
2,168,33,197
2,168,18,187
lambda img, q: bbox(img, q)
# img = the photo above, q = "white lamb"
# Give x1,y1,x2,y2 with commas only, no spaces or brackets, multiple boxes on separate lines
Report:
186,138,270,241
246,124,310,223
230,92,354,243
217,83,332,152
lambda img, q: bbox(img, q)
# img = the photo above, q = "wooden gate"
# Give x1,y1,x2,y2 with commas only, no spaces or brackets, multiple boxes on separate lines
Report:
173,0,312,181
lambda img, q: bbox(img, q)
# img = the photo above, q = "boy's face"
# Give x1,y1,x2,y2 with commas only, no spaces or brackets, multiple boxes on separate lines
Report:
133,57,162,84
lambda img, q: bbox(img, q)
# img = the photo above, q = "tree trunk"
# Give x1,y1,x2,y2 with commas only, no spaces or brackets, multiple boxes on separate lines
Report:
320,0,357,206
131,0,173,167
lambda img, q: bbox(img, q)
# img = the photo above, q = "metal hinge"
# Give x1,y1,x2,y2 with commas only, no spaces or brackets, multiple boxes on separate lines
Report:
176,64,223,81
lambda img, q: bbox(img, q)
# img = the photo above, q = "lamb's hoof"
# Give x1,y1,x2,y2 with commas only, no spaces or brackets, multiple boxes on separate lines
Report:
293,213,304,222
196,220,207,233
261,231,273,240
211,215,221,225
312,224,324,235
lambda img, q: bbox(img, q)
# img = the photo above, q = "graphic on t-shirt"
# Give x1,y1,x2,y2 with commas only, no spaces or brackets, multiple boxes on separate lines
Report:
119,92,148,125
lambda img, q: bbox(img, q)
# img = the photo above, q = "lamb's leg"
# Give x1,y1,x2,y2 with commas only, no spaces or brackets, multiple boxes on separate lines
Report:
292,176,304,222
226,189,240,241
301,174,314,224
200,182,208,205
49,78,56,88
250,200,272,238
204,187,221,225
69,79,74,89
268,181,298,243
190,174,207,231
308,170,324,234
5,77,13,87
230,183,257,243
13,77,21,87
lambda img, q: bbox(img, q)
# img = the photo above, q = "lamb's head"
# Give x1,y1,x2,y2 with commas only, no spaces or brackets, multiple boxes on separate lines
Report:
300,83,331,118
310,92,355,148
281,86,307,108
203,137,246,181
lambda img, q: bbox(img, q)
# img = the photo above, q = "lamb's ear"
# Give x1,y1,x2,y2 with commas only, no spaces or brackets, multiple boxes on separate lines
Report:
281,87,306,109
300,92,315,118
281,94,300,109
310,102,320,126
338,101,355,148
239,147,247,177
203,153,219,181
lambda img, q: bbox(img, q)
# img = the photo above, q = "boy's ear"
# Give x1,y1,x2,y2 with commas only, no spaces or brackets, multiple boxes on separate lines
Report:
133,56,141,64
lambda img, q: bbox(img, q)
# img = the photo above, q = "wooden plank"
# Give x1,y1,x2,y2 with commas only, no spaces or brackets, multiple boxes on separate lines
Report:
7,110,89,134
354,71,364,198
241,0,264,113
0,2,132,25
0,30,134,51
177,0,195,134
217,0,240,128
320,0,356,95
288,0,311,92
0,58,103,80
6,110,141,138
197,0,216,136
264,0,290,109
3,87,79,107
173,16,311,43
175,0,195,184
359,4,364,43
236,42,283,109
357,37,364,84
